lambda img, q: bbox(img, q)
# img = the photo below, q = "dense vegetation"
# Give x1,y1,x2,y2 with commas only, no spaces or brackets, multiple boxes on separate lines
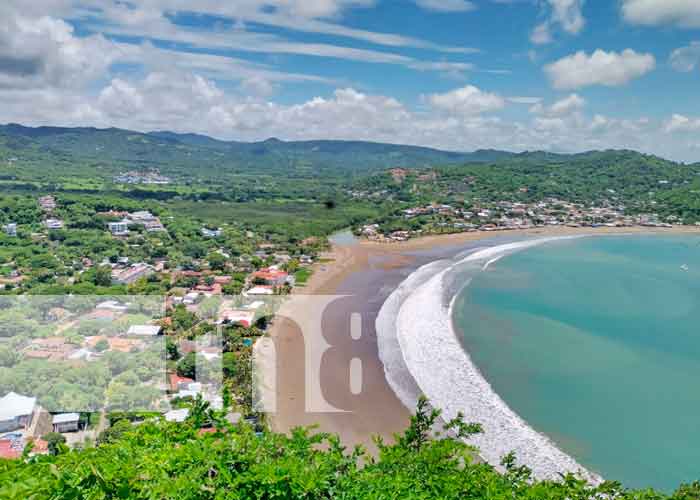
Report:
1,397,698,499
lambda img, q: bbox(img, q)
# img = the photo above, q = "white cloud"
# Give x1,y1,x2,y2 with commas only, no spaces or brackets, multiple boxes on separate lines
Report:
530,0,584,45
508,96,543,104
428,85,506,115
622,0,700,28
0,11,118,89
530,23,552,44
414,0,476,12
664,114,700,133
545,49,655,89
670,42,700,72
531,93,585,116
549,0,585,34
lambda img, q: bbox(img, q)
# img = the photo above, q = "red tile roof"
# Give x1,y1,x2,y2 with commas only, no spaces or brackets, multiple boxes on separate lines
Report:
0,440,22,460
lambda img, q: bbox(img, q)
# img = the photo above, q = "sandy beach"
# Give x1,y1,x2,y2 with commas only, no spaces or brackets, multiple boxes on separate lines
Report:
268,225,700,451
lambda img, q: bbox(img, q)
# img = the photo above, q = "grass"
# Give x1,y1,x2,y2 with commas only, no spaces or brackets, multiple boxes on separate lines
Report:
294,268,312,285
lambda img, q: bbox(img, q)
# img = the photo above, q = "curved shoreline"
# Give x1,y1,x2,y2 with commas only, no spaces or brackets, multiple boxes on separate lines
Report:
376,236,602,482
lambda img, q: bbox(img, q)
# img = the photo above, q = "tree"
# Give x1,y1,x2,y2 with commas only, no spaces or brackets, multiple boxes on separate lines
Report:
176,352,196,379
207,252,226,271
94,338,109,352
42,432,67,456
93,265,112,287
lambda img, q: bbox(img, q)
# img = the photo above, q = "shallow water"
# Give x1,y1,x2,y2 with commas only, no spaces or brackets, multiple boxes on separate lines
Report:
453,235,700,490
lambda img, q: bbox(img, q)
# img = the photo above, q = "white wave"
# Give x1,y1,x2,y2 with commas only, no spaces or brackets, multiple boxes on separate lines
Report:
377,235,602,483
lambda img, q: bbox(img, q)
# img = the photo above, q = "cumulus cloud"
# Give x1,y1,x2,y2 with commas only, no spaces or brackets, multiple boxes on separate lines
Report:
664,114,700,133
544,49,655,89
669,42,700,72
428,85,506,115
0,11,118,89
414,0,476,12
531,94,585,116
622,0,700,28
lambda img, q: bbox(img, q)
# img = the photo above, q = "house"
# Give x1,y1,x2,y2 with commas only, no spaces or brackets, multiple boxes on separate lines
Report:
52,413,80,433
164,408,189,423
252,268,288,286
127,325,162,337
201,227,222,238
0,392,37,432
169,374,195,392
129,210,157,222
218,309,256,327
182,291,200,305
45,219,64,230
111,264,153,285
144,220,166,232
0,439,22,460
3,223,16,237
38,195,56,211
95,300,129,313
107,220,129,236
245,286,274,296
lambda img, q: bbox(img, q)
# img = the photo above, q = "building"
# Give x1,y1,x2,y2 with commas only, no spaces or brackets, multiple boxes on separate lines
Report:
107,220,129,236
0,392,37,432
169,374,195,392
245,286,274,296
127,325,162,336
3,223,17,237
45,219,64,230
129,210,157,222
252,268,288,286
201,227,222,238
111,264,153,285
52,413,80,433
164,408,189,423
218,309,256,327
0,439,22,460
38,195,56,211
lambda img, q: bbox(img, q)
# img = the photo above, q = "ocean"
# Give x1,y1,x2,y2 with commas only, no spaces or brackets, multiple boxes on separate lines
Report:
452,234,700,491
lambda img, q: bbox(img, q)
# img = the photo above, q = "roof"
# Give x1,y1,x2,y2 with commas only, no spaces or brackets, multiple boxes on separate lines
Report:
246,286,274,296
52,413,80,424
164,408,189,423
0,392,36,422
127,325,162,336
0,440,21,459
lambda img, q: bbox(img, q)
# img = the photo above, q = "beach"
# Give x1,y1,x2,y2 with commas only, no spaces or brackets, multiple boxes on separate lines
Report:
268,225,700,455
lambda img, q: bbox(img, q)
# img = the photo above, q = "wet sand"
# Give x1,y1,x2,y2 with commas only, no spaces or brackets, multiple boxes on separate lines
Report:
268,225,700,451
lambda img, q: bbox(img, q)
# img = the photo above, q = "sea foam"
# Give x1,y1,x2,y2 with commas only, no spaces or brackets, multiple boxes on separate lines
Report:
376,236,602,482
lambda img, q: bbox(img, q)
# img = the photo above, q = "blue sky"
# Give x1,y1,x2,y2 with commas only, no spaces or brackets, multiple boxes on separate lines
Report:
1,1,700,161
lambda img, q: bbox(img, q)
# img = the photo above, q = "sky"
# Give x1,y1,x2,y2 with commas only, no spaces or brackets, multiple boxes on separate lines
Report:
1,0,700,162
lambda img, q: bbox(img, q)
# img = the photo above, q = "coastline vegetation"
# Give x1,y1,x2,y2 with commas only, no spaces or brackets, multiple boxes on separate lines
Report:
1,397,698,499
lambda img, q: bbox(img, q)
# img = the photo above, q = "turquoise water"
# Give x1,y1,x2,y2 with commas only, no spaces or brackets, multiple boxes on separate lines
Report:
452,235,700,491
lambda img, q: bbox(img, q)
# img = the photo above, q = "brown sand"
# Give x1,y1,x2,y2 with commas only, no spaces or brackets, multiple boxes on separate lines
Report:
269,225,700,451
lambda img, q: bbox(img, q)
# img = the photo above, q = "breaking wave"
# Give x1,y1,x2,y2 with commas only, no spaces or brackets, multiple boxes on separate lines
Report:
376,236,601,482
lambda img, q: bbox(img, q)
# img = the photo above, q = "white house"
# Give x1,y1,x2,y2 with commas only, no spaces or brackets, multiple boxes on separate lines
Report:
45,219,64,230
245,286,274,296
164,408,189,423
107,220,129,236
201,227,222,238
0,392,37,432
3,223,17,237
52,413,80,433
127,325,162,336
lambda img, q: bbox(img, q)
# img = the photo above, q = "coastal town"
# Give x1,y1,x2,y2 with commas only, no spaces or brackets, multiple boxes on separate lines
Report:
0,192,322,459
359,197,691,242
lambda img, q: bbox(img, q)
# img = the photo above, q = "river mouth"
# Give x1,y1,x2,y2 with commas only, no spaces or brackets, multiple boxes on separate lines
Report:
378,233,700,491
